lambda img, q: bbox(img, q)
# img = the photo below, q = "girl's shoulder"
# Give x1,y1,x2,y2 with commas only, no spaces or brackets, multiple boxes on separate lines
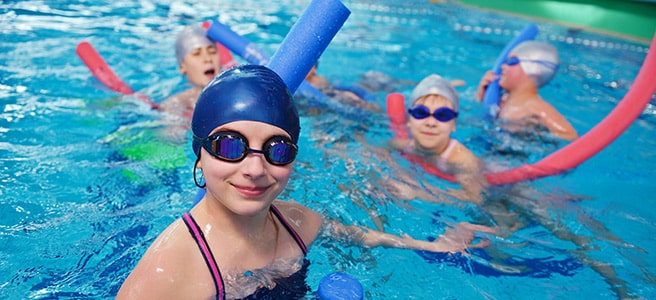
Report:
390,138,411,150
117,218,208,299
272,200,323,246
448,139,481,169
272,200,320,222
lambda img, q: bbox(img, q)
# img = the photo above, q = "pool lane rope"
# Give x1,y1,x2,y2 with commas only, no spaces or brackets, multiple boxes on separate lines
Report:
387,33,656,186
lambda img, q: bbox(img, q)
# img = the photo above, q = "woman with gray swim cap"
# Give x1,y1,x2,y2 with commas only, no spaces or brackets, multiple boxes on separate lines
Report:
476,41,578,141
117,64,495,300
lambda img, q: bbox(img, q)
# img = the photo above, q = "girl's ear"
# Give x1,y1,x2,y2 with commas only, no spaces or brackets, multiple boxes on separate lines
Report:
179,63,187,75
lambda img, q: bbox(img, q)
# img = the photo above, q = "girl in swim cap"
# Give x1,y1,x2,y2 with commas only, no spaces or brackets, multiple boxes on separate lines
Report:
159,25,222,121
117,65,495,300
389,74,485,203
476,41,578,141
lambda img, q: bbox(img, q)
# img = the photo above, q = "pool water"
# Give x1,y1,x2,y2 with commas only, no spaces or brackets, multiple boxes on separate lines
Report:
1,0,655,299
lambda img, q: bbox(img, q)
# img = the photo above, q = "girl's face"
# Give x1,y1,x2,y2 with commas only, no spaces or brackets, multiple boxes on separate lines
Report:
407,94,456,154
499,53,529,90
180,45,221,88
197,121,293,217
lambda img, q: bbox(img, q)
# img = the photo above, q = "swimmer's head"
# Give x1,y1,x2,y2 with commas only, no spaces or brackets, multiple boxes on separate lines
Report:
511,41,560,88
191,65,300,157
175,25,214,65
409,74,459,111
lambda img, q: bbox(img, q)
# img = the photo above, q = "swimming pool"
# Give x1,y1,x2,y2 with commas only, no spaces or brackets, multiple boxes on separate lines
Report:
1,0,654,298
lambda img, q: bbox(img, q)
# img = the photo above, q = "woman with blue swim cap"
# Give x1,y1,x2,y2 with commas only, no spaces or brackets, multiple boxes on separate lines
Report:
117,64,495,300
476,41,579,141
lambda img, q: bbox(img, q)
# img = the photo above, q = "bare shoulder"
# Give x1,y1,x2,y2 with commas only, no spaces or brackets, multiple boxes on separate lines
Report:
159,91,184,111
451,140,477,161
272,200,322,225
529,96,570,123
272,200,323,246
390,138,410,150
531,96,558,112
116,219,213,299
449,140,481,170
160,89,198,114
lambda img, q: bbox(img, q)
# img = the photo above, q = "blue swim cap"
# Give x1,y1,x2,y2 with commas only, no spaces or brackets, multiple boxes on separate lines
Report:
191,65,300,157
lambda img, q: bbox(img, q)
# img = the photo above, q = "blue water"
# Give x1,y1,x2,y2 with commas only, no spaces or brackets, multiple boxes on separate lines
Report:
1,0,655,299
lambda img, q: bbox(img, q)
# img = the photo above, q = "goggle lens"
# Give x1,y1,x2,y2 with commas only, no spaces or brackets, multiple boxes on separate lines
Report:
268,139,296,164
216,135,246,161
505,56,521,66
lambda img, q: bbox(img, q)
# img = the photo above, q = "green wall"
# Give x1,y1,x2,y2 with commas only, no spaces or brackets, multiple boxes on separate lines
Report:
457,0,656,42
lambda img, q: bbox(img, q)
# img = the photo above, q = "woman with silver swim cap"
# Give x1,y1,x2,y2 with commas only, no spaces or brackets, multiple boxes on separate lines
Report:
476,40,578,141
159,25,222,121
117,64,495,300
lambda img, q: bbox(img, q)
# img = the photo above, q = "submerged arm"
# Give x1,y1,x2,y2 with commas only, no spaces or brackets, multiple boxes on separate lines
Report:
322,218,494,254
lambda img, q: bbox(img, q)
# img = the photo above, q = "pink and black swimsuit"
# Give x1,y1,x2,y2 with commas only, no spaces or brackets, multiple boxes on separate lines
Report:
182,205,310,300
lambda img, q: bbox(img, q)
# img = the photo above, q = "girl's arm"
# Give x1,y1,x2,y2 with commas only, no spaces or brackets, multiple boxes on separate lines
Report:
323,219,495,254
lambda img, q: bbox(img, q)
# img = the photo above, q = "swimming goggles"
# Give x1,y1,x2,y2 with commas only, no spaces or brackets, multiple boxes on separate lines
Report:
194,131,298,166
504,56,558,70
408,105,458,122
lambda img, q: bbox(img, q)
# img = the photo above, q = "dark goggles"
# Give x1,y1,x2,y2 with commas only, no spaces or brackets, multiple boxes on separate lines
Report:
408,105,458,122
195,131,298,166
504,56,558,70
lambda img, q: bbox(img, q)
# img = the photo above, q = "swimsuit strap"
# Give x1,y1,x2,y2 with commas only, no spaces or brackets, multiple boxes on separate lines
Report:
182,212,225,300
183,206,306,299
439,139,458,160
270,205,308,255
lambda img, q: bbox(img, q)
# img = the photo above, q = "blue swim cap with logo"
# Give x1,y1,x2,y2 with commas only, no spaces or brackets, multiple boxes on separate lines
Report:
191,65,300,157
